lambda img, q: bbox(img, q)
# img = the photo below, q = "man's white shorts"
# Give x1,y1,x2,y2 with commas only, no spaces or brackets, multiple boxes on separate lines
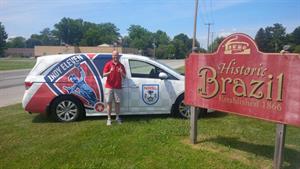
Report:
105,88,122,103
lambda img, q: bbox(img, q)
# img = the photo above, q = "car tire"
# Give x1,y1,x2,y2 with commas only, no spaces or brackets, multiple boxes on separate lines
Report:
172,94,207,119
50,95,84,122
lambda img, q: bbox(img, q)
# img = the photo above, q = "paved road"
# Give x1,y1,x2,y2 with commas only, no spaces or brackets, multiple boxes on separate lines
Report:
0,60,184,107
0,69,31,107
157,59,184,69
0,69,31,89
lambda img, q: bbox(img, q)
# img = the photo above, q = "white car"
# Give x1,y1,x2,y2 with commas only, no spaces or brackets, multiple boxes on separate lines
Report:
22,53,189,122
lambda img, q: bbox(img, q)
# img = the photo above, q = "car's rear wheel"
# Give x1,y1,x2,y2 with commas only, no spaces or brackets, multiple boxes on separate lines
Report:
50,95,84,122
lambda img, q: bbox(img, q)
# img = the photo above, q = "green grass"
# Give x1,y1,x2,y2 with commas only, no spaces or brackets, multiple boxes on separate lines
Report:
0,104,299,169
0,58,36,71
176,66,185,74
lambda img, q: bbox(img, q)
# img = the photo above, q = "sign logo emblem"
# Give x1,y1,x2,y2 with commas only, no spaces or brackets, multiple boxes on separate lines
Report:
224,36,251,55
142,84,159,105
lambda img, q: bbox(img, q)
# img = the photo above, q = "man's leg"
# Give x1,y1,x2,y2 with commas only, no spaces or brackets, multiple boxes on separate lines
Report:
115,102,120,119
106,89,113,126
114,89,122,123
107,102,112,120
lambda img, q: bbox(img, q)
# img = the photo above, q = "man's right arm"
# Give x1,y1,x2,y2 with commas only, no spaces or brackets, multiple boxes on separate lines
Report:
103,71,111,77
103,64,111,77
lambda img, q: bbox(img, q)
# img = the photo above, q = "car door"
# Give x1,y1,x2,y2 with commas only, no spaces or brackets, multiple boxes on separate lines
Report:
127,59,173,114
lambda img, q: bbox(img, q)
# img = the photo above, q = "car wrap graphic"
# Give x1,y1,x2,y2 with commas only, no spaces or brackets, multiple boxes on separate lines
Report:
142,84,159,105
41,54,112,112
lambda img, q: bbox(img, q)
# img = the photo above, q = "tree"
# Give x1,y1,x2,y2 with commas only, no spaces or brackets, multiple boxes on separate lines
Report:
127,25,154,55
294,45,300,53
172,38,187,59
174,34,190,47
255,23,287,52
121,36,130,48
291,26,300,45
166,44,176,58
172,33,198,58
6,36,26,48
26,38,42,48
27,28,59,47
39,28,59,45
80,23,120,46
0,22,8,57
152,30,172,59
156,43,176,59
255,28,269,52
53,17,85,45
285,26,300,53
268,23,286,52
153,30,170,46
208,36,225,52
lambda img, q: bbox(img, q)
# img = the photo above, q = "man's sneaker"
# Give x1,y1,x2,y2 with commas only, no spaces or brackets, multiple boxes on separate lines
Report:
116,118,122,124
106,119,112,126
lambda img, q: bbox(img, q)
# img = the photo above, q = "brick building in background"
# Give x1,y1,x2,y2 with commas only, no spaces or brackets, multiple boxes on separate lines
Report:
34,45,139,57
4,45,139,58
4,48,34,57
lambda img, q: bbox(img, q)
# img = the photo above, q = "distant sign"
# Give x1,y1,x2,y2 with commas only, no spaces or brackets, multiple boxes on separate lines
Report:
185,33,300,127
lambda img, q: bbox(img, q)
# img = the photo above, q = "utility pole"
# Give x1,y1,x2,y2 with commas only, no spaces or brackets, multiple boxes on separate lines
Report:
205,23,214,52
192,0,199,49
190,0,200,145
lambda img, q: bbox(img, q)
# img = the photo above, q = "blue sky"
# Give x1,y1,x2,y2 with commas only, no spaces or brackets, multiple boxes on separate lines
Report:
0,0,299,48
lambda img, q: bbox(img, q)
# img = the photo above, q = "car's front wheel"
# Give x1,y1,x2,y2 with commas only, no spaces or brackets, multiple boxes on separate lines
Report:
172,94,190,118
50,95,84,122
172,94,207,118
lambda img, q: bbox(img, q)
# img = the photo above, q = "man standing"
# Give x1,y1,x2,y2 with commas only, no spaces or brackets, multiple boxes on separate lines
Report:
103,50,126,126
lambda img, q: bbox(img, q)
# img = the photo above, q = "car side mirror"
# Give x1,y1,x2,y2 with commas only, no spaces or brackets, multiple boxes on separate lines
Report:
158,72,168,80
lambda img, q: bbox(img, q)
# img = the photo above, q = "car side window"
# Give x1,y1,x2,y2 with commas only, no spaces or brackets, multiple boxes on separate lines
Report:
129,60,176,79
129,60,155,78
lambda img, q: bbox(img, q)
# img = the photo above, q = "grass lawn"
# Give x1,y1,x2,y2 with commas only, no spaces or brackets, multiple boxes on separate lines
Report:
0,104,299,169
0,58,36,71
175,66,185,74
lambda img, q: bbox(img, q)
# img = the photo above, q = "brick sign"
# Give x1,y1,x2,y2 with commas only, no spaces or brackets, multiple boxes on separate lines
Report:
185,33,300,127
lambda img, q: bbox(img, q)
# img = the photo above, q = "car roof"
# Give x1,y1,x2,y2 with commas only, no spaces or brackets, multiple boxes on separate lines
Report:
36,53,156,66
32,53,183,80
31,53,152,75
37,53,149,60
